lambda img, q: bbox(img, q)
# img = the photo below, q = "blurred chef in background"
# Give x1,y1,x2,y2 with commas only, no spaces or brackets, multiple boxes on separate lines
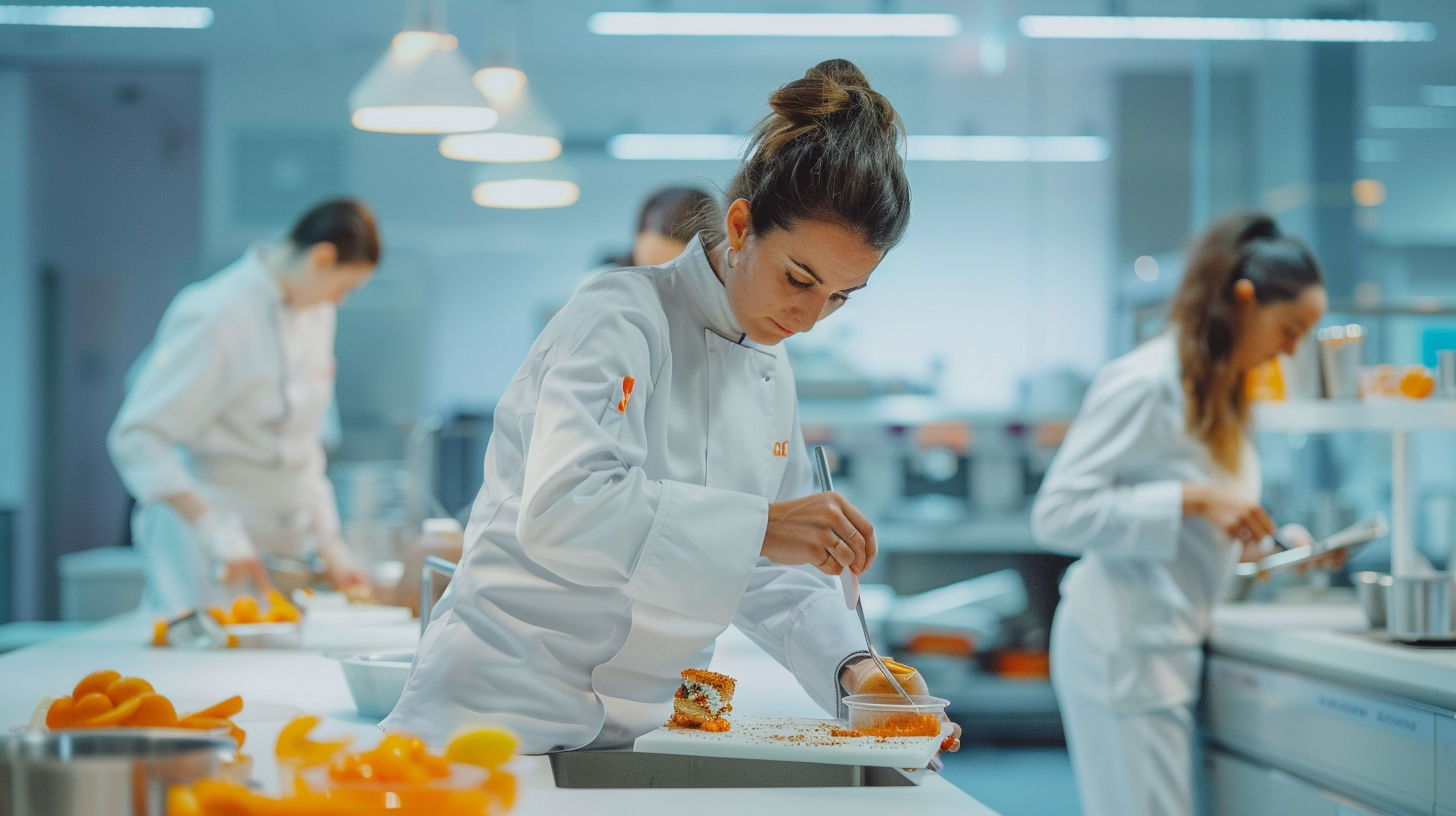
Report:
109,198,381,615
627,186,720,267
1032,211,1327,816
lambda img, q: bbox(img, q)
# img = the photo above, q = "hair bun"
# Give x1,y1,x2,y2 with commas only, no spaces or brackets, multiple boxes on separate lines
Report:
772,58,888,121
1235,213,1280,244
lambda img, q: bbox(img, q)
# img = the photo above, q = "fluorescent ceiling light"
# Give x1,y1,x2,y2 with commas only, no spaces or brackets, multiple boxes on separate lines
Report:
472,179,580,209
607,134,746,161
0,5,213,28
908,135,1109,162
588,12,960,37
1017,15,1434,42
608,134,1109,163
441,132,562,163
1368,106,1456,129
349,31,496,134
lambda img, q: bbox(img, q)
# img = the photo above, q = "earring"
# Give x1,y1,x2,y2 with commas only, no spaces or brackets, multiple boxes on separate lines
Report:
726,247,739,269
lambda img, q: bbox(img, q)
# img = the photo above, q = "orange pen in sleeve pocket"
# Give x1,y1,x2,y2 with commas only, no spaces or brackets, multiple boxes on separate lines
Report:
615,376,635,414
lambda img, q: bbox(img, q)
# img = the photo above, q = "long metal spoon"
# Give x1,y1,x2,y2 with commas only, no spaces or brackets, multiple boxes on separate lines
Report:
813,446,917,706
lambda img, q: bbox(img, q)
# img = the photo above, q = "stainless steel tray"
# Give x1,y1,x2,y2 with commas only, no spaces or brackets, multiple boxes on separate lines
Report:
548,750,917,788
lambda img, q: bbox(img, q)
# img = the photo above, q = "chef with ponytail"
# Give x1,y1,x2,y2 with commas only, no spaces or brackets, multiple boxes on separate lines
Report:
1032,211,1327,816
386,60,960,755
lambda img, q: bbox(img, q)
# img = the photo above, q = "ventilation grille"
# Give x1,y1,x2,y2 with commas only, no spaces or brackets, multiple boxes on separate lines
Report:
233,130,347,225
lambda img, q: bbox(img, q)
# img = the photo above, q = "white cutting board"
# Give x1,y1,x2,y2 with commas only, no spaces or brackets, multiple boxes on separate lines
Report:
632,716,948,768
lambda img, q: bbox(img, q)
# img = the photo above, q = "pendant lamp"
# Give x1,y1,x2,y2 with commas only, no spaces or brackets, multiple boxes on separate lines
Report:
439,66,562,162
471,159,578,209
350,20,496,134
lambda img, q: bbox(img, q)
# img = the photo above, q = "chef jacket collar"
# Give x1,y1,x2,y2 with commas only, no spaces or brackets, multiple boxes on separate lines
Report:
678,234,750,346
244,243,287,307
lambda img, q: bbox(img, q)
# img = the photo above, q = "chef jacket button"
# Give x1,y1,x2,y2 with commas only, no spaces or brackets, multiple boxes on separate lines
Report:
764,375,771,382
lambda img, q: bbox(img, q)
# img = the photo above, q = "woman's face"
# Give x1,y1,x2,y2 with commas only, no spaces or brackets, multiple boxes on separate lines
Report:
279,242,376,308
1231,282,1328,372
715,199,882,346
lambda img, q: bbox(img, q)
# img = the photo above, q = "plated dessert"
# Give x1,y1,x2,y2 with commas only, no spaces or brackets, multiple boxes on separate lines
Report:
667,669,735,733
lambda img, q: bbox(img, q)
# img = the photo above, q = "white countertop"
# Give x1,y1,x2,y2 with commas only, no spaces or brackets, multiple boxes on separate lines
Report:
0,613,997,815
1210,602,1456,712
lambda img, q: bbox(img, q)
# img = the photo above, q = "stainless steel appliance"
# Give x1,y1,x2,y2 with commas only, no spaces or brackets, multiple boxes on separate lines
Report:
2,729,235,816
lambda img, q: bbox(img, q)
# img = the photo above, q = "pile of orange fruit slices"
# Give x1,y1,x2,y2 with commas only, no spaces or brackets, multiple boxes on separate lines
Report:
209,590,303,625
43,670,247,748
168,719,520,816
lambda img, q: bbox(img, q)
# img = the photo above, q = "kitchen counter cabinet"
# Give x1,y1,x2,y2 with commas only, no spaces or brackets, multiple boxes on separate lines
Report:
0,614,1000,815
1207,602,1456,816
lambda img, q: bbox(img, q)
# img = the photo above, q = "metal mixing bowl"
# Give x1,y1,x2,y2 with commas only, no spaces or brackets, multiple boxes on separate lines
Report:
2,729,235,816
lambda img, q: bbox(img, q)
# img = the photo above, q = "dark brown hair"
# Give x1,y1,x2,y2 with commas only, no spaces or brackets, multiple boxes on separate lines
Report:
288,198,381,265
636,187,719,244
722,59,909,251
1169,211,1323,471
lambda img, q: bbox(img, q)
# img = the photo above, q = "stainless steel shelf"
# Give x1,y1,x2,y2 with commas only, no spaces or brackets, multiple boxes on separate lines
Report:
1254,399,1456,433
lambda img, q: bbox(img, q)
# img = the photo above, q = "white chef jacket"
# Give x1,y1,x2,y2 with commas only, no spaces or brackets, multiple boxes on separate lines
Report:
108,248,344,612
383,236,866,752
1032,331,1258,712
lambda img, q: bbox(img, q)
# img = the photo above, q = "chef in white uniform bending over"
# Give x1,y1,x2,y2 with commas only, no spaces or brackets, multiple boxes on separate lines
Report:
386,60,960,754
109,198,380,614
1033,211,1327,816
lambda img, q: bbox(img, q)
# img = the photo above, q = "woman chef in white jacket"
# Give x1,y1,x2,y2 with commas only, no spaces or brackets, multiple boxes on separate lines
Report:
386,60,959,753
1033,211,1327,816
109,199,380,614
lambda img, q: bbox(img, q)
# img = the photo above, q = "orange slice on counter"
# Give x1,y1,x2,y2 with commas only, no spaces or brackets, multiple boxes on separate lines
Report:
72,670,121,700
229,595,262,624
77,695,144,728
130,694,180,728
105,677,155,706
73,692,114,721
275,715,352,765
185,695,243,720
45,697,76,729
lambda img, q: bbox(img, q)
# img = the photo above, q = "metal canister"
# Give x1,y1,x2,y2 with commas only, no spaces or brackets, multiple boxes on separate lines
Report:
2,729,235,816
1386,573,1453,641
1352,571,1391,628
1437,349,1456,399
1316,324,1364,399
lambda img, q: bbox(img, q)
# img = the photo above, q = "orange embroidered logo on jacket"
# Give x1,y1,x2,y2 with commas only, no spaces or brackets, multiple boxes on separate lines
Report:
616,376,635,413
772,440,789,457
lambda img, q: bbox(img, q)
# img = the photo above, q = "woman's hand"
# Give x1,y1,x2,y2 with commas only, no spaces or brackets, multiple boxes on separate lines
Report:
220,556,272,591
1183,482,1275,548
320,543,373,602
762,492,877,575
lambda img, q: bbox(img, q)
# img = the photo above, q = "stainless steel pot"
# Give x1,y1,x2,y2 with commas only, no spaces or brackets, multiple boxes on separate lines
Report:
2,729,235,816
1352,571,1392,628
1386,573,1453,642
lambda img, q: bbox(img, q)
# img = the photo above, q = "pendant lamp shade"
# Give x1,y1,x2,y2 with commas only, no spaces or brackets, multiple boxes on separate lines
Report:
440,66,562,162
350,31,498,134
472,159,579,209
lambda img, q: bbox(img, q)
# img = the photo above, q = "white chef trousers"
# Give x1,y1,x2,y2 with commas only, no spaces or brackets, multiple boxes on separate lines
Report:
1055,686,1196,816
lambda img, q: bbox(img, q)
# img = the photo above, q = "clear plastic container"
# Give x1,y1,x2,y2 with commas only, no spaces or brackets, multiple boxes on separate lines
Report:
842,694,950,737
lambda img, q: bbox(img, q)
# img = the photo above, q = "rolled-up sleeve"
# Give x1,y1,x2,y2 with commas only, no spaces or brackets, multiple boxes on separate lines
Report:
1031,364,1183,562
